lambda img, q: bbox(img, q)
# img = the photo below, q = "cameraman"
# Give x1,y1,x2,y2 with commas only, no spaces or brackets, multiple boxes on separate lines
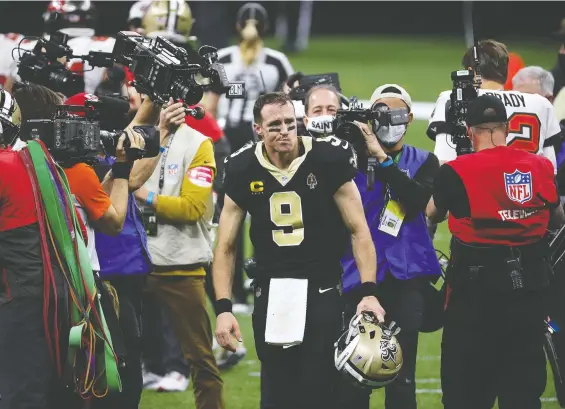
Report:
428,40,561,169
13,85,143,273
427,94,564,409
133,106,224,408
338,84,442,409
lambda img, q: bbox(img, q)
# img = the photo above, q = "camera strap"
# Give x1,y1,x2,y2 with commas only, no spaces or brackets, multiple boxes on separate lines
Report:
158,134,176,194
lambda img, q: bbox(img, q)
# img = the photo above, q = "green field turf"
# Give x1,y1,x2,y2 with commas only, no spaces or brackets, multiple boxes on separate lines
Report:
140,35,562,409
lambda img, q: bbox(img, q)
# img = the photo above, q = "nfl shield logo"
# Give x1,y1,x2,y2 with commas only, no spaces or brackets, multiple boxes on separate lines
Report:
504,170,532,204
168,164,179,176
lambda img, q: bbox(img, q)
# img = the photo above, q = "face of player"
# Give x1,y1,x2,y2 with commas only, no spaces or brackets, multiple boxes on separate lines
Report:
255,101,298,153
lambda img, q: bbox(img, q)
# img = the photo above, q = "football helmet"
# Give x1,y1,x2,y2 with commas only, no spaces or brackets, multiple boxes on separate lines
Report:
43,0,97,38
0,89,19,145
236,2,269,36
142,0,194,44
334,313,403,389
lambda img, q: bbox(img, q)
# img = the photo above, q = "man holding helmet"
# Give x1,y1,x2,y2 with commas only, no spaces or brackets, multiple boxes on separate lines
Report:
213,92,383,409
427,94,564,409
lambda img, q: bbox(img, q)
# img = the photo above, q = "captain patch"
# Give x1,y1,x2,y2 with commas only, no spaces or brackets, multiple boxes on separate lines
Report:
504,170,532,204
188,166,213,187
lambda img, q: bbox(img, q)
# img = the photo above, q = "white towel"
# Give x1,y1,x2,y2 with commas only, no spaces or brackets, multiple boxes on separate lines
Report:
265,278,308,346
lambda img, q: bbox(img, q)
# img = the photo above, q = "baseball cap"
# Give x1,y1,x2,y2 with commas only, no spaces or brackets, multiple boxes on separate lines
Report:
370,84,412,111
466,94,507,127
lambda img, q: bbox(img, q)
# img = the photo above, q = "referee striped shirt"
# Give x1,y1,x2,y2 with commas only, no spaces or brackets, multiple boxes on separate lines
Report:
214,45,293,128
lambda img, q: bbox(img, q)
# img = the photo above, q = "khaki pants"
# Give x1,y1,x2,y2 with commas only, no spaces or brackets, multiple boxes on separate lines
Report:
146,275,224,409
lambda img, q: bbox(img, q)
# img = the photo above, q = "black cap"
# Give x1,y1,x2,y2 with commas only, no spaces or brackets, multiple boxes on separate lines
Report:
466,94,507,127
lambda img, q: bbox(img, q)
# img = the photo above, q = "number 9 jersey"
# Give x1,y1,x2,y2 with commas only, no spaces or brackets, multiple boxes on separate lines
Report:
223,135,357,283
427,89,561,172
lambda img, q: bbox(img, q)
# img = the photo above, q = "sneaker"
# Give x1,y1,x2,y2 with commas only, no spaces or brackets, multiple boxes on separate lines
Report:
142,371,163,391
216,342,247,370
155,371,190,392
232,303,252,315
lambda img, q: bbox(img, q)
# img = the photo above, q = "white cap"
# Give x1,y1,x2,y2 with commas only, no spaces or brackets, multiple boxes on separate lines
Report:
369,84,412,111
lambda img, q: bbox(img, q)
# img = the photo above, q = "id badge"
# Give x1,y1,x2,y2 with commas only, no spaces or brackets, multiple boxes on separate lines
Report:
141,205,158,237
378,199,405,237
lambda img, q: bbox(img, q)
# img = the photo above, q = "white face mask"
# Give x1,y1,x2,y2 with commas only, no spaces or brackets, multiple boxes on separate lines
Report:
305,115,335,136
376,124,406,147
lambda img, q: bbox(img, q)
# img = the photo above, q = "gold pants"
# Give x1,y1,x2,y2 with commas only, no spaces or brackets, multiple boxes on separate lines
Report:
146,275,224,409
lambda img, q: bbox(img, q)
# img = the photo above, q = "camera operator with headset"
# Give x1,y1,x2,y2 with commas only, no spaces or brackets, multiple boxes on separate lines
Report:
427,94,564,409
334,84,442,409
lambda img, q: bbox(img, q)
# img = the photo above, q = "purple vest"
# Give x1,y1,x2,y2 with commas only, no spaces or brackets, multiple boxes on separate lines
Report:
341,145,441,293
557,140,565,168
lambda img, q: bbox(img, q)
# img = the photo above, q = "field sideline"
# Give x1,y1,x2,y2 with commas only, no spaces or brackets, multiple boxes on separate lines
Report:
140,35,562,409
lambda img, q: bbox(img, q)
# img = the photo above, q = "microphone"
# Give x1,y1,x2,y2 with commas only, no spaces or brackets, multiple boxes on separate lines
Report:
185,105,205,120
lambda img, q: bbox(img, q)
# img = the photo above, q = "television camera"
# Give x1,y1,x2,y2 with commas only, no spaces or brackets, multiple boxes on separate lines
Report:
112,31,244,112
16,31,114,97
333,97,410,190
20,94,158,164
445,44,482,156
15,30,244,118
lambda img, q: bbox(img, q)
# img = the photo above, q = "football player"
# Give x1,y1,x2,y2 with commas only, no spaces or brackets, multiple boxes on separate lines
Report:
428,40,561,171
213,92,384,409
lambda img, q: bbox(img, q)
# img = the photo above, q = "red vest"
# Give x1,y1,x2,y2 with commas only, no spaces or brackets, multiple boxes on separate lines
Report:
447,146,556,246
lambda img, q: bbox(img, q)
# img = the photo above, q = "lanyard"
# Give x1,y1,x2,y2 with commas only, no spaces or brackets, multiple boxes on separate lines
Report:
383,149,403,202
158,134,175,194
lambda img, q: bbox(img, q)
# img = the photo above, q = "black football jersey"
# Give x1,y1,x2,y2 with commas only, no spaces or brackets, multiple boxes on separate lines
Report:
224,135,357,281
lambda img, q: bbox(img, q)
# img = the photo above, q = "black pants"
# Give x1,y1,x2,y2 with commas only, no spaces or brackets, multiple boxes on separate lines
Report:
547,260,565,406
93,276,146,409
254,280,343,409
441,282,547,409
0,296,79,409
338,274,426,409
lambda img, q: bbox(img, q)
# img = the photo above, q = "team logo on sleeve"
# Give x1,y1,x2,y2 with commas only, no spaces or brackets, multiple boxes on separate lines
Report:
188,166,213,187
504,170,532,204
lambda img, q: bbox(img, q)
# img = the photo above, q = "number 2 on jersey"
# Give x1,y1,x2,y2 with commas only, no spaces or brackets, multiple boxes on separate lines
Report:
269,192,304,246
507,112,541,154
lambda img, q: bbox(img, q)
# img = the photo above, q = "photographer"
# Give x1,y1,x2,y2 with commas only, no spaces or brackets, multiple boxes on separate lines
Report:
13,85,145,274
92,95,182,408
133,104,224,408
337,84,442,409
428,40,561,170
426,94,564,409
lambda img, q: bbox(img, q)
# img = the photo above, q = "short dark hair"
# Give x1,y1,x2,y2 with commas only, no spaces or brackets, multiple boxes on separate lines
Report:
13,83,63,124
253,92,293,123
462,39,509,85
304,84,340,115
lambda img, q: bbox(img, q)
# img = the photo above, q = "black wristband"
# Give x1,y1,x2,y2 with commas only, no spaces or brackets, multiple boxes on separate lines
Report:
111,162,133,180
359,281,379,299
215,298,233,316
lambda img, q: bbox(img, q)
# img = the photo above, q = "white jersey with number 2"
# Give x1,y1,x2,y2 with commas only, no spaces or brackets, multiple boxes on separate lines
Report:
428,89,561,171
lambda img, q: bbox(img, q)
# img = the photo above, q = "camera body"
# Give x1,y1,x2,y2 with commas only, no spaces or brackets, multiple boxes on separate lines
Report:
17,32,85,96
288,73,341,102
20,96,155,163
334,97,410,145
113,31,244,106
447,69,479,156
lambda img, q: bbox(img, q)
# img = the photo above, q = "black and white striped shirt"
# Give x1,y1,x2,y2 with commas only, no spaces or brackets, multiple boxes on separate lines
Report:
214,45,293,128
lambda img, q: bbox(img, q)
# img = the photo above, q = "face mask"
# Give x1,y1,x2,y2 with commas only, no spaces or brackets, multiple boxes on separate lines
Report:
305,115,334,136
375,124,406,147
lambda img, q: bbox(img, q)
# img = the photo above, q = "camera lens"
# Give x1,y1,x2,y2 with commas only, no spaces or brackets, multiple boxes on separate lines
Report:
171,79,203,106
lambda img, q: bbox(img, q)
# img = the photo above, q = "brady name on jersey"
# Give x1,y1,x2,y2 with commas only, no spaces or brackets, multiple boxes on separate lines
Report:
427,88,561,170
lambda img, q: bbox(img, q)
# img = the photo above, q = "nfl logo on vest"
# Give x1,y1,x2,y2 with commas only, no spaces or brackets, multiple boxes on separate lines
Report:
504,170,532,204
